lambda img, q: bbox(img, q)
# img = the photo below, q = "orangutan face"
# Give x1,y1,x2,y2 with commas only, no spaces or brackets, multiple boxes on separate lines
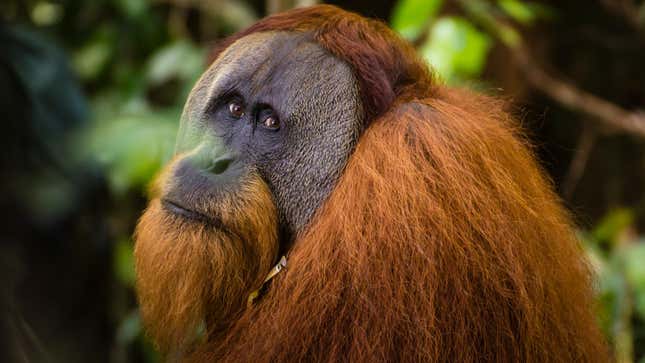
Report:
134,31,362,353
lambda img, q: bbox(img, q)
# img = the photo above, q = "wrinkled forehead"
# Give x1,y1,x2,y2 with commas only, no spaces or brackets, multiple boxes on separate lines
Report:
185,31,360,118
209,31,321,84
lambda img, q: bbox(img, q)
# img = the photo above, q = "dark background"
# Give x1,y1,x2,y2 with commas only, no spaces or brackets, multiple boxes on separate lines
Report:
1,0,644,362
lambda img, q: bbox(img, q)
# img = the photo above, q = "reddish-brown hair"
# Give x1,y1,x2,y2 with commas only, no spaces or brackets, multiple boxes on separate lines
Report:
209,4,436,123
145,5,609,361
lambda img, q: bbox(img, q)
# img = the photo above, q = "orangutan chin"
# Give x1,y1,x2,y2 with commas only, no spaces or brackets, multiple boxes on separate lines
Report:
134,5,609,362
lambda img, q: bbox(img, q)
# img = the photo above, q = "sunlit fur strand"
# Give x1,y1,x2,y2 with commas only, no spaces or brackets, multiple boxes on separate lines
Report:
188,87,608,362
134,165,278,357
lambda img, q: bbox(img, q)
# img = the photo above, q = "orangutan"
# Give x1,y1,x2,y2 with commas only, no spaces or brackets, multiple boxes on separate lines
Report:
134,5,609,362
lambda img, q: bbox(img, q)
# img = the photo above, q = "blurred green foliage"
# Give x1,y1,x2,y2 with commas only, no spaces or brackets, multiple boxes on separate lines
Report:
76,38,206,195
583,209,645,363
419,16,491,82
2,1,254,360
391,0,443,41
3,0,643,362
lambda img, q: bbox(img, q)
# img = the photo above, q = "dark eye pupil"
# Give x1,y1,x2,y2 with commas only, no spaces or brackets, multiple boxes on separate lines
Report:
229,102,243,117
263,116,279,129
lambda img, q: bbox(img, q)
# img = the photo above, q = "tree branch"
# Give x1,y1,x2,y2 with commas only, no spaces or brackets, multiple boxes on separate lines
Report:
599,0,645,35
511,46,645,139
456,0,645,139
562,125,596,199
266,0,316,14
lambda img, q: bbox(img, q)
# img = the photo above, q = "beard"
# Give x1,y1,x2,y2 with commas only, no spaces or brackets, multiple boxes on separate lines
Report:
134,173,279,356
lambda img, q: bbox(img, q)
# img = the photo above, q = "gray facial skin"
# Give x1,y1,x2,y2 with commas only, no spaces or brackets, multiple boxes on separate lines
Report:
170,31,363,241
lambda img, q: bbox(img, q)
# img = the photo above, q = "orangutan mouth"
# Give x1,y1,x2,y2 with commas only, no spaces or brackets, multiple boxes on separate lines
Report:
161,198,223,228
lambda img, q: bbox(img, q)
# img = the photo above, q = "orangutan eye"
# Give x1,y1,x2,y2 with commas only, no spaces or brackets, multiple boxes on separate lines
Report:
262,115,280,130
228,101,244,118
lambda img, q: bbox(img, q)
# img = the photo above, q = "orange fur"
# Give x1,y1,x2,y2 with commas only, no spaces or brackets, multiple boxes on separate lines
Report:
134,160,278,357
136,5,609,362
187,88,608,362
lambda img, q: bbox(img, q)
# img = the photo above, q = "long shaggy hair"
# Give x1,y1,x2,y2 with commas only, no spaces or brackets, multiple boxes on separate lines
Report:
135,163,278,357
136,5,609,362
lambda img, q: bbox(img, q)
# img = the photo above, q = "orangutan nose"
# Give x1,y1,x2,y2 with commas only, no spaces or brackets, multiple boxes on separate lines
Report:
184,136,236,177
207,155,233,175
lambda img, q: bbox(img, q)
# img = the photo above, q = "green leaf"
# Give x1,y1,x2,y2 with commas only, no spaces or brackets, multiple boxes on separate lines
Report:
624,241,645,319
31,1,63,26
595,261,621,336
498,0,536,24
494,22,522,47
115,0,148,18
420,16,492,83
72,27,115,80
114,238,136,286
215,0,259,31
146,40,205,86
73,41,111,80
116,309,141,345
592,208,634,246
458,0,522,47
78,109,179,194
391,0,444,41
